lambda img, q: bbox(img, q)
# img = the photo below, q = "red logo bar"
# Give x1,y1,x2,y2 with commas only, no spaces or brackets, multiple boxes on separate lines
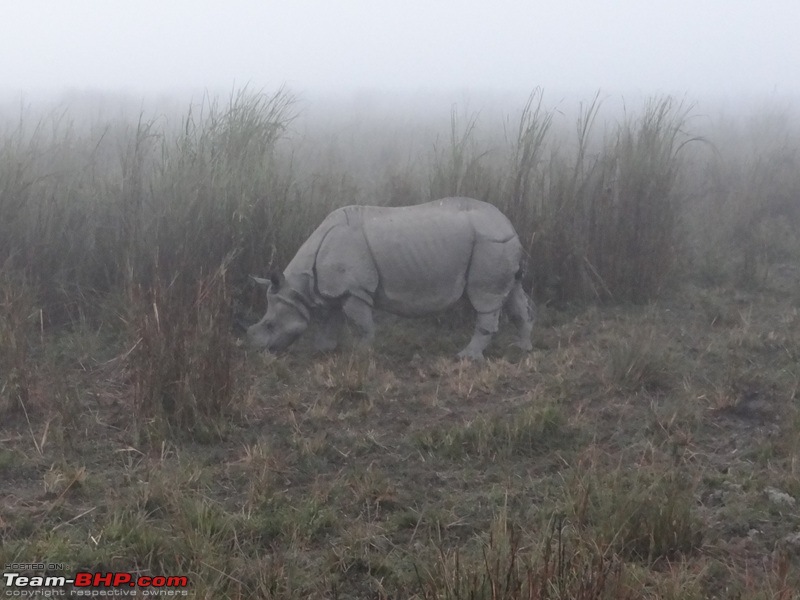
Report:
73,572,189,588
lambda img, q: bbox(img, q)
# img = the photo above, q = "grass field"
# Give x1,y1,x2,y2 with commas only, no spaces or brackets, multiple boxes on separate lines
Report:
1,89,800,598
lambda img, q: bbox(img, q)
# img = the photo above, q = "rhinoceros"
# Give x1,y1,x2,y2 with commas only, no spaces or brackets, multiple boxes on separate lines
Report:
247,197,535,359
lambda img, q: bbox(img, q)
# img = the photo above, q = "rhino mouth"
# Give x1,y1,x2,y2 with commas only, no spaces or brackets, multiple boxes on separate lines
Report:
260,340,297,355
246,326,305,354
247,338,287,354
234,316,255,335
263,338,290,353
268,330,305,353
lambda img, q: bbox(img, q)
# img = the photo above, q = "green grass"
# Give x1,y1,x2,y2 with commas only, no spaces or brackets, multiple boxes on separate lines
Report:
415,401,567,460
605,326,675,392
568,462,703,563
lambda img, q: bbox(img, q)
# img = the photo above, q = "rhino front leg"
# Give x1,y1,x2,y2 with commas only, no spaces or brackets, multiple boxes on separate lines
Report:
314,309,345,353
342,296,375,347
457,310,500,360
505,281,535,351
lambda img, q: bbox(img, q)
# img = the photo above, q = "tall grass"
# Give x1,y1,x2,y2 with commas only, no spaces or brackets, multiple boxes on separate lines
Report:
0,270,36,414
121,89,299,438
687,107,800,286
0,90,305,437
0,108,117,325
513,93,605,301
502,95,696,302
423,93,696,302
430,106,494,200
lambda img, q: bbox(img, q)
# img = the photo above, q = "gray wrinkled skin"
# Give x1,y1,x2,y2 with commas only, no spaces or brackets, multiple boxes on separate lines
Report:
246,276,309,352
247,197,536,359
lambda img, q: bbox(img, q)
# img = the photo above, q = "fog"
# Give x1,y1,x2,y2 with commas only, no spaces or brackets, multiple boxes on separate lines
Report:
2,0,799,105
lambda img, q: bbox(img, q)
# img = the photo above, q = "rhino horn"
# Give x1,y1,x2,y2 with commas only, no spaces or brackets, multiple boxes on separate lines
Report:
249,275,271,287
249,273,285,289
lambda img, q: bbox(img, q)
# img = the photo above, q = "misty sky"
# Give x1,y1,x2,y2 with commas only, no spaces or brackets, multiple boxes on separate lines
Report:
2,0,799,99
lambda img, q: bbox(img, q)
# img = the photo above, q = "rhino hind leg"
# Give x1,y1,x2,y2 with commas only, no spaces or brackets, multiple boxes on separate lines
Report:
465,240,520,314
505,281,535,351
457,310,500,360
342,296,375,346
314,309,345,353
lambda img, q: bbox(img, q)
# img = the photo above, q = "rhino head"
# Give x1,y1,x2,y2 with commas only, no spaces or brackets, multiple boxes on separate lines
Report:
247,272,310,352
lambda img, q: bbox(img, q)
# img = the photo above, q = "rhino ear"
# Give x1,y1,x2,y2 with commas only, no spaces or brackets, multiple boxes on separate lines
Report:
269,272,285,289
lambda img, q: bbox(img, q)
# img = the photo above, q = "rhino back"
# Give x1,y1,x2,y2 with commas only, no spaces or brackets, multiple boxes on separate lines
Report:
361,202,480,314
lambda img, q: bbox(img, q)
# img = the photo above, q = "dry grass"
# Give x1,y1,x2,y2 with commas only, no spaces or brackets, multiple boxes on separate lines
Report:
6,275,800,597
